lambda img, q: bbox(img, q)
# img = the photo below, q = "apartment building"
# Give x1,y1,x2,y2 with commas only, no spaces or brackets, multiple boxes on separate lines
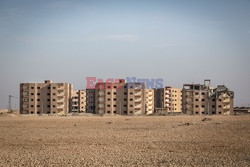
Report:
94,80,153,115
182,80,234,115
71,90,86,113
145,89,154,114
154,86,182,114
20,80,72,115
86,89,95,113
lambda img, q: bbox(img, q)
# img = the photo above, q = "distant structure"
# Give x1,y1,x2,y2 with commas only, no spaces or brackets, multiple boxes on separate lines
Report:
182,80,234,115
19,79,235,116
154,87,182,114
94,79,154,115
71,90,86,113
20,80,73,115
86,89,96,113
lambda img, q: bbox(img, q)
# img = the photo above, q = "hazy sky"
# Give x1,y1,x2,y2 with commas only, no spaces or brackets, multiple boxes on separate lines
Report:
0,0,250,109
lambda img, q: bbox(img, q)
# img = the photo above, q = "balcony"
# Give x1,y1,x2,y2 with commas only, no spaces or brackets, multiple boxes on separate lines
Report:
135,98,142,102
58,105,64,109
57,93,64,97
99,91,105,97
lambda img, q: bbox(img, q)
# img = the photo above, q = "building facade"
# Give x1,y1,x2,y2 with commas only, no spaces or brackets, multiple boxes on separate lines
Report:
154,86,182,114
20,80,72,115
94,80,153,115
182,80,234,115
86,89,96,113
71,90,86,113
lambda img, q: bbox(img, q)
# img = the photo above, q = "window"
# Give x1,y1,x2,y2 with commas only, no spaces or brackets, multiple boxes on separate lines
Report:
124,105,127,107
124,98,127,101
114,105,116,107
47,93,50,95
195,93,199,95
31,105,34,107
195,112,199,114
124,111,127,114
195,99,199,101
107,105,110,107
114,111,116,113
124,86,127,89
114,98,116,101
31,93,34,95
53,87,56,89
124,92,127,95
114,86,117,88
130,105,133,107
212,99,215,101
202,105,205,108
53,93,56,95
130,98,133,101
195,105,199,108
218,105,222,108
108,98,111,101
130,92,133,95
107,111,110,113
53,99,56,101
31,99,34,101
31,87,34,89
202,92,205,95
31,111,34,114
47,99,50,102
212,105,215,108
37,99,40,101
37,87,40,89
37,93,40,95
130,111,133,113
219,99,222,101
202,99,205,101
48,87,50,89
37,105,40,107
114,92,116,95
53,105,56,108
47,105,50,108
47,111,50,114
107,92,111,95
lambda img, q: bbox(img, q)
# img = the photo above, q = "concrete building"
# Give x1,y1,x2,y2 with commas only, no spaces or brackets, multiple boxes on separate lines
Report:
71,90,86,113
20,80,72,115
94,80,153,115
182,80,234,115
86,89,95,113
154,86,182,114
145,89,154,114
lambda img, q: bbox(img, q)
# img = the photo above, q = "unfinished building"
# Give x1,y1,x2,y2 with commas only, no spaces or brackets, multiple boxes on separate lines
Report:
182,80,234,115
20,80,73,115
154,86,182,114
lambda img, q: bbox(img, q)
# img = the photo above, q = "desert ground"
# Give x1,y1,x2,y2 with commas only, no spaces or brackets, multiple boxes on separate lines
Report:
0,115,250,167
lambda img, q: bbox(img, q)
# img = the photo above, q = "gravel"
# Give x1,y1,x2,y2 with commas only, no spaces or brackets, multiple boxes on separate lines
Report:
0,115,250,166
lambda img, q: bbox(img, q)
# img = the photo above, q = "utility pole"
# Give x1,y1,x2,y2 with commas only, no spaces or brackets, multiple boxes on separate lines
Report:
8,95,13,113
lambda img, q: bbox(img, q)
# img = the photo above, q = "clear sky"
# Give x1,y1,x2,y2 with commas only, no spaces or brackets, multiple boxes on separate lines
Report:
0,0,250,109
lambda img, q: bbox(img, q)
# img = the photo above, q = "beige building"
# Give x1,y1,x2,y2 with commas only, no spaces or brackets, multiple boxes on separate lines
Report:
94,80,153,115
182,80,234,115
71,90,86,113
20,80,72,115
145,89,154,114
154,86,182,114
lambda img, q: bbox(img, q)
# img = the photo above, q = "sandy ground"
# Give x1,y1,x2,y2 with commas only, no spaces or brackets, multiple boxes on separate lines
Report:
0,115,250,167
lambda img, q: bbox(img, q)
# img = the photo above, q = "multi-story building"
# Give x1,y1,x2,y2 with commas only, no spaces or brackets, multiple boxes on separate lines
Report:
20,80,72,115
145,89,154,114
182,80,234,115
86,89,95,113
154,86,182,114
71,90,86,113
94,80,153,115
